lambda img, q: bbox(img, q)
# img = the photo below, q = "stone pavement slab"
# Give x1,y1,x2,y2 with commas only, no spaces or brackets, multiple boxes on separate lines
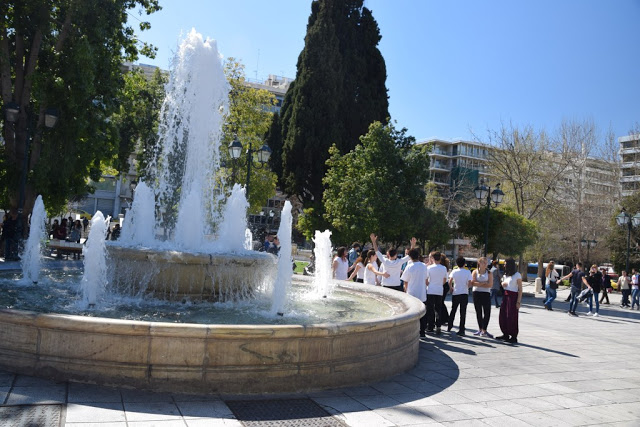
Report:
1,289,639,426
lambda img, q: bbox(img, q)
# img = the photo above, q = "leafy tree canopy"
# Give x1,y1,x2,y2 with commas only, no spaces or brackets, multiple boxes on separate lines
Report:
0,0,161,219
318,121,430,247
458,206,538,258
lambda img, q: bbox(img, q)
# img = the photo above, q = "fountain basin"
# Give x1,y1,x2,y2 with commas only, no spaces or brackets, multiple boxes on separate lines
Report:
106,245,277,301
0,276,425,394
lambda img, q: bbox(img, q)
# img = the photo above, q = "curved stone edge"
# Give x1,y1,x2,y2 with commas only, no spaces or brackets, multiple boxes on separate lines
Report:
0,278,426,395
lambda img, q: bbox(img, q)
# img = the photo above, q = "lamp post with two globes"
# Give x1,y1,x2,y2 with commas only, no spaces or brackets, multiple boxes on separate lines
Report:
473,179,505,257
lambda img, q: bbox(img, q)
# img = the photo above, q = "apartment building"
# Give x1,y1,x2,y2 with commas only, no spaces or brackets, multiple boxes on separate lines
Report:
620,134,640,198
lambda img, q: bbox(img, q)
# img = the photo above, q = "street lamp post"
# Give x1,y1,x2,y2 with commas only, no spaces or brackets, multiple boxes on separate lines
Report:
228,137,272,197
473,179,505,257
580,239,597,266
4,103,58,245
615,208,640,273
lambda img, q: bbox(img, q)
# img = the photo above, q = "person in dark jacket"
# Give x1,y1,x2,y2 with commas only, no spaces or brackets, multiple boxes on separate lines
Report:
599,268,611,304
585,265,602,317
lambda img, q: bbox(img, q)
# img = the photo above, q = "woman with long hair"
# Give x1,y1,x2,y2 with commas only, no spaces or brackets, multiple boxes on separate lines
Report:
332,247,349,280
362,249,389,285
543,261,559,310
348,253,366,283
471,257,494,337
497,258,522,344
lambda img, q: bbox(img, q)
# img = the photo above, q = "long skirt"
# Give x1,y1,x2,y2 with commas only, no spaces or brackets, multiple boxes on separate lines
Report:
499,290,519,338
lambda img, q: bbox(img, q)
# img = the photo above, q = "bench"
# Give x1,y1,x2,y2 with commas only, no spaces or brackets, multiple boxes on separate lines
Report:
48,239,84,259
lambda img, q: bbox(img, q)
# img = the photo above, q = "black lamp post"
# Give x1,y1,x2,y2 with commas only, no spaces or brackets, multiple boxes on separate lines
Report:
227,137,272,197
5,103,58,244
616,208,640,273
473,179,505,257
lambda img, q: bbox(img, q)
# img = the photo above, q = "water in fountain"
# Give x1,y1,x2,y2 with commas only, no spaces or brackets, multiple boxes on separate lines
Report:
119,181,155,246
21,195,46,284
244,228,253,250
271,201,293,316
313,230,333,298
80,212,108,306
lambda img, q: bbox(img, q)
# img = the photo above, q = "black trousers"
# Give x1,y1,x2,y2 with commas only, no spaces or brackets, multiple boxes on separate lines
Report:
384,285,404,292
419,301,427,334
600,289,610,303
426,294,443,330
473,291,491,330
449,293,468,331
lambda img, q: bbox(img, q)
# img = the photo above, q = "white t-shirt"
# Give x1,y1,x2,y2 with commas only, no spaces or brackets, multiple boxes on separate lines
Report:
473,270,491,293
503,272,522,292
363,264,377,285
333,257,349,280
355,262,365,280
546,270,559,282
450,268,472,295
376,250,411,287
426,264,448,295
400,261,428,302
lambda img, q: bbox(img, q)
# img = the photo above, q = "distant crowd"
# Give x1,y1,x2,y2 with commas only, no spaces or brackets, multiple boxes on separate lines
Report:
331,234,522,344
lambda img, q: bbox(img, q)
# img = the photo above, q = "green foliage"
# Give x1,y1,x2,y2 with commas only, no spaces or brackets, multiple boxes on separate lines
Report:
320,121,431,246
0,0,161,215
297,206,328,241
608,192,640,272
458,207,538,257
220,58,278,213
414,206,451,253
277,0,389,208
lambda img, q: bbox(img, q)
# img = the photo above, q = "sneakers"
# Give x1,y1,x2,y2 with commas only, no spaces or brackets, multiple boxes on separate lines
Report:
495,335,508,340
473,330,482,336
435,327,441,335
508,336,518,344
481,331,494,338
586,311,592,316
593,313,599,317
456,330,465,336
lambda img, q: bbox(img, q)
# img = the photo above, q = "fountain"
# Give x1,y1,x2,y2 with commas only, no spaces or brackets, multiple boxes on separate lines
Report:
0,29,424,394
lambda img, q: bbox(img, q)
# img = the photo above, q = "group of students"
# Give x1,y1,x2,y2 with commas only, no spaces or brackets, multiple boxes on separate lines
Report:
332,235,523,344
617,268,640,309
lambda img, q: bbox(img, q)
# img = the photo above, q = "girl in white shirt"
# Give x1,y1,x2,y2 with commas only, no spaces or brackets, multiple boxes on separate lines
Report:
471,257,494,338
347,254,366,283
543,261,559,311
448,256,473,336
497,257,523,344
332,247,349,280
362,250,388,285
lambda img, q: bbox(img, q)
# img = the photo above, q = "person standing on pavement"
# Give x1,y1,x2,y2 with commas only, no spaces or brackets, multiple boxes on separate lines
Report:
497,258,522,344
585,264,602,317
619,271,631,308
490,260,502,308
400,248,428,337
631,270,640,310
448,256,472,336
370,234,415,292
361,250,389,285
347,253,366,283
543,261,560,311
600,268,611,305
425,251,448,335
471,257,494,337
562,262,585,316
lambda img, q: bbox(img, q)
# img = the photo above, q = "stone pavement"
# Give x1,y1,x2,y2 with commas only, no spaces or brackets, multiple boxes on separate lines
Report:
1,285,640,426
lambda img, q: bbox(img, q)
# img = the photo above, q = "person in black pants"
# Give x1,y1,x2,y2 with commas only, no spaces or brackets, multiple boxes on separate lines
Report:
448,256,473,336
440,255,450,325
471,257,494,337
600,268,611,304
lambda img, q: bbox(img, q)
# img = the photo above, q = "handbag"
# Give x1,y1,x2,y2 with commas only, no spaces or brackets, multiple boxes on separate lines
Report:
550,280,558,290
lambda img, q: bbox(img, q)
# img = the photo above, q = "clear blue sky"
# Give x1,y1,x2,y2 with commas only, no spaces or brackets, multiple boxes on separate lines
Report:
134,0,640,143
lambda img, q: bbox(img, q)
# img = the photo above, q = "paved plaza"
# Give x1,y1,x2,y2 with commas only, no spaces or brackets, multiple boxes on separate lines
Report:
1,280,640,426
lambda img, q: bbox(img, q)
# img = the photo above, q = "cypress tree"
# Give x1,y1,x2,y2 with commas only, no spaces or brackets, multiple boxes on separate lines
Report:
277,0,389,208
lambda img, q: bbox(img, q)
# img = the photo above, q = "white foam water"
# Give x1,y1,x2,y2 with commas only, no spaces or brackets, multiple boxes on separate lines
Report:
81,211,108,306
119,181,156,247
21,195,46,284
271,201,293,315
313,230,333,298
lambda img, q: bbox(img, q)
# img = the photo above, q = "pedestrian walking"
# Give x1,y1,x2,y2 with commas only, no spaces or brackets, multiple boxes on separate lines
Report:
425,251,448,335
585,265,602,317
448,256,472,336
543,261,559,311
562,262,585,316
619,271,631,308
632,270,640,310
471,257,494,337
490,260,502,308
600,268,611,304
400,248,428,337
496,258,522,344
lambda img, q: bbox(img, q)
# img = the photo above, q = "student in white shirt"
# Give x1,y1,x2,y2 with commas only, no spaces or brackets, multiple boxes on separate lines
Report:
497,257,523,344
471,257,494,338
448,256,472,336
370,233,416,291
426,251,448,335
400,248,428,337
332,247,349,280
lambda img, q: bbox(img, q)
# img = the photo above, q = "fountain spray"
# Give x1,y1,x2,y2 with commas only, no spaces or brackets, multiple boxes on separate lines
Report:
271,201,293,316
21,195,46,284
313,230,333,298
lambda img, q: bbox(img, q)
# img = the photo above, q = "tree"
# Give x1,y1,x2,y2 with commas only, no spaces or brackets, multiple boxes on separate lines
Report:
319,121,430,246
0,0,160,221
220,58,278,213
457,207,538,258
414,205,451,253
278,0,389,212
608,191,640,273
